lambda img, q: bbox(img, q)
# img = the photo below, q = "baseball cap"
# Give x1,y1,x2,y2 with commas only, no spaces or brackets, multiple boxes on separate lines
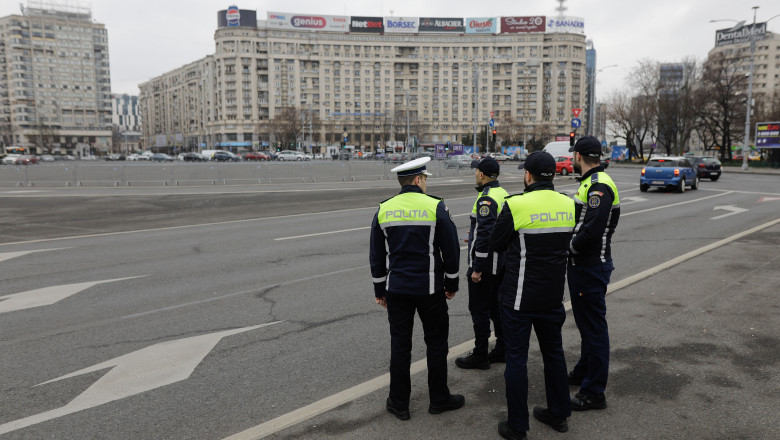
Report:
523,151,556,177
569,135,602,157
470,156,500,178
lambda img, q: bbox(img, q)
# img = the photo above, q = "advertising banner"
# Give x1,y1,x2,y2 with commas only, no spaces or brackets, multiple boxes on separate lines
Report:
465,17,498,34
217,7,257,28
267,12,349,31
501,16,546,33
756,122,780,149
715,22,767,47
349,16,384,33
546,16,584,34
384,17,419,33
418,17,465,33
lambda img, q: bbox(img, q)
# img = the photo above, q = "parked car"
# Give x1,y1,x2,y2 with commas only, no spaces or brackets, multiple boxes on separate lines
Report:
105,153,126,161
210,151,240,162
2,154,22,165
488,152,510,161
444,155,474,169
555,156,574,176
241,151,270,161
150,153,174,162
178,152,207,162
600,157,610,169
39,154,55,162
688,156,722,181
640,156,698,193
126,153,140,161
332,151,351,160
80,155,97,161
53,154,74,161
138,152,153,160
277,150,308,161
384,152,406,163
413,151,434,159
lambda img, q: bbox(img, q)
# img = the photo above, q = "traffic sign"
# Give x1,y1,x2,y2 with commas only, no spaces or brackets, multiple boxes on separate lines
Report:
342,132,348,138
571,118,582,128
490,111,494,118
489,119,494,127
572,108,581,117
601,140,607,147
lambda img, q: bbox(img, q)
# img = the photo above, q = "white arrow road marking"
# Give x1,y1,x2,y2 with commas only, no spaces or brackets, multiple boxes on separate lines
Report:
0,248,70,263
711,205,749,220
758,196,780,203
0,276,145,314
620,196,648,205
0,322,282,435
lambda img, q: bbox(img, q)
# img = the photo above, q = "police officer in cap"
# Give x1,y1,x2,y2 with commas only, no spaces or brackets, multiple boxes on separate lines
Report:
456,156,509,370
566,136,620,411
490,151,575,439
369,157,465,421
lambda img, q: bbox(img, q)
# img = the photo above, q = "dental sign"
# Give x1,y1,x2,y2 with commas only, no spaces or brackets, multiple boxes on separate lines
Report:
384,17,419,33
267,12,349,31
466,17,497,34
715,22,767,47
546,16,584,34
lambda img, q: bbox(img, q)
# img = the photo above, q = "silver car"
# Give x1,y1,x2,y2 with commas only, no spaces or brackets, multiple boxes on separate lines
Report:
444,155,474,169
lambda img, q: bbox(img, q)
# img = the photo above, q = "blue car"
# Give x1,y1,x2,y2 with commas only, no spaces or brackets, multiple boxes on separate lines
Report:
640,156,699,193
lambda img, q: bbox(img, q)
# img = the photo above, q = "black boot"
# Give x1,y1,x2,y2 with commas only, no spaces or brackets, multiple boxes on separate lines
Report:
455,352,489,370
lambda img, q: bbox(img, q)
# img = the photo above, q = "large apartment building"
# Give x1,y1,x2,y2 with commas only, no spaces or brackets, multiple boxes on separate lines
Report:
0,1,112,155
139,8,588,152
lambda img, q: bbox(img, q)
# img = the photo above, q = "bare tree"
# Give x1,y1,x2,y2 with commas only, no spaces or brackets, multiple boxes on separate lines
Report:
699,52,747,161
266,106,304,150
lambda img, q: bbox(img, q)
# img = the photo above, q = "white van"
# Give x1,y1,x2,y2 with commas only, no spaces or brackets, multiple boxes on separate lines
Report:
200,150,220,160
542,141,573,158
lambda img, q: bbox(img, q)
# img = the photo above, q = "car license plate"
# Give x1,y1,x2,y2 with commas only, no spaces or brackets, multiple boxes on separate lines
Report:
652,180,664,185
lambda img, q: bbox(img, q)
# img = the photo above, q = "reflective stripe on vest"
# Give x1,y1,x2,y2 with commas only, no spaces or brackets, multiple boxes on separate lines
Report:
505,190,575,310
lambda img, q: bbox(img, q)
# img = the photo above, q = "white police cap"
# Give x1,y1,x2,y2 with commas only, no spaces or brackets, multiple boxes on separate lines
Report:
391,157,433,177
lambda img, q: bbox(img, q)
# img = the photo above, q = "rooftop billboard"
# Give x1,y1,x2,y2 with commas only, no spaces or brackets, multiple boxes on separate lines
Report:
267,12,349,31
418,17,465,33
217,7,257,28
501,16,546,33
384,17,419,33
350,16,384,33
465,17,498,34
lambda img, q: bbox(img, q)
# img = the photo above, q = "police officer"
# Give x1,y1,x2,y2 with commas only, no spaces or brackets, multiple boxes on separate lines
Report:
456,156,509,370
490,152,575,440
566,136,621,411
369,157,465,421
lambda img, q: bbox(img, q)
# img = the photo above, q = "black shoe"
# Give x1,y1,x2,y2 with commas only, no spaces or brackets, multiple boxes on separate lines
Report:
385,397,410,420
498,421,527,440
428,394,465,414
488,347,506,363
568,371,583,386
532,406,569,432
570,392,607,411
455,352,490,370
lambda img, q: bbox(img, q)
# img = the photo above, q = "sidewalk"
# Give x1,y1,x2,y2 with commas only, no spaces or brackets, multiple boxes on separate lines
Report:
257,222,780,440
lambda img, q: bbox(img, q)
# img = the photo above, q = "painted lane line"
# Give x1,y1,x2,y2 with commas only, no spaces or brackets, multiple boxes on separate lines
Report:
621,191,732,217
0,248,70,263
0,276,146,314
0,322,282,436
273,213,472,241
711,205,749,220
700,188,780,196
224,216,780,440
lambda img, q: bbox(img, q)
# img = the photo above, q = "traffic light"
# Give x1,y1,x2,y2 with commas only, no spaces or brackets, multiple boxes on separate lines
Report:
569,132,576,147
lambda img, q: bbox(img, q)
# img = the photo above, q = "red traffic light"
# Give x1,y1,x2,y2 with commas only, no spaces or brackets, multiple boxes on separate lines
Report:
492,130,497,135
569,132,576,147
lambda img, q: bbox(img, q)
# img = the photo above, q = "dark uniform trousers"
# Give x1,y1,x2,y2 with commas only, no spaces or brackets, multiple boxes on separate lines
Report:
386,291,451,409
502,304,570,433
568,261,613,396
467,268,504,356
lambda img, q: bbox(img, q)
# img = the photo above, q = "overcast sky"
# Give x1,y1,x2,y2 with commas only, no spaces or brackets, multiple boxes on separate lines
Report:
3,0,779,99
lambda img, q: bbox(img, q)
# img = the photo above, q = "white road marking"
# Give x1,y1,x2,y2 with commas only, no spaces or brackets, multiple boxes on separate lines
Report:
621,192,732,217
0,276,145,314
620,196,648,205
224,216,780,440
758,196,780,202
710,205,749,220
0,322,282,435
0,248,69,263
275,227,369,241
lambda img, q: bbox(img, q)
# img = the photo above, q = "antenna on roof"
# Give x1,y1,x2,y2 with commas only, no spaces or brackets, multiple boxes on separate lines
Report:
555,0,568,18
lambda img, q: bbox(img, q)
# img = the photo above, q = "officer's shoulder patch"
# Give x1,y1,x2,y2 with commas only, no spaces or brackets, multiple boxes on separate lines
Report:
588,191,604,197
588,195,601,208
478,199,492,206
478,205,490,217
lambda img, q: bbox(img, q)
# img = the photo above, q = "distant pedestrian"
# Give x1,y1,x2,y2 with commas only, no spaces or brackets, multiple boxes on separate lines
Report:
566,136,621,411
490,152,575,439
369,157,465,420
456,156,509,370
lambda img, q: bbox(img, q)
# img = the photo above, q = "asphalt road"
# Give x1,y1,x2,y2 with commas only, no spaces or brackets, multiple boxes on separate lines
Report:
0,167,778,439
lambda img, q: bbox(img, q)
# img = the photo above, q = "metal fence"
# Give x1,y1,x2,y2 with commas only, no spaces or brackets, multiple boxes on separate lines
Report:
0,160,479,187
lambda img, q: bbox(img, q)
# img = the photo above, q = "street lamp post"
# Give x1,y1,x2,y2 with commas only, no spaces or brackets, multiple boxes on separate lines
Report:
587,64,617,136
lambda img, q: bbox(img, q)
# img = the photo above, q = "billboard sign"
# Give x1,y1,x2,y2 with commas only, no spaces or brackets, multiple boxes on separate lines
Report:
418,17,465,33
501,16,546,33
715,22,767,47
350,16,384,33
546,16,584,34
384,17,419,33
217,7,257,28
465,17,498,34
267,12,349,31
756,122,780,149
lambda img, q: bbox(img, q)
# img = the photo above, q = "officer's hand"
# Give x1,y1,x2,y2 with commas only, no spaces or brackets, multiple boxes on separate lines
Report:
471,271,482,283
445,291,456,300
375,297,387,308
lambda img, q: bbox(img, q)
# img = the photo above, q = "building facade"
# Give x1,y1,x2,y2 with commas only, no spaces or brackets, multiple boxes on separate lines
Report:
0,1,112,155
139,9,588,152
